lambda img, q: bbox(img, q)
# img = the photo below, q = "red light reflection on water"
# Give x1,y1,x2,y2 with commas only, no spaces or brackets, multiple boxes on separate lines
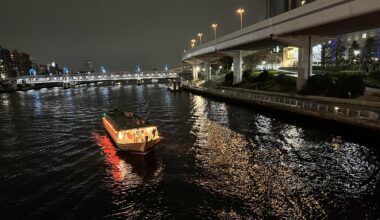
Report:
94,133,127,182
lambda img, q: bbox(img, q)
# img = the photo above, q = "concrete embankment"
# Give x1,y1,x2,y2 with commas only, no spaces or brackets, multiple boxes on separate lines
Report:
183,85,380,131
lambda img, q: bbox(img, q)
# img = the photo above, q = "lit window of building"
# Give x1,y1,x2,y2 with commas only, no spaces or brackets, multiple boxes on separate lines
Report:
362,33,367,39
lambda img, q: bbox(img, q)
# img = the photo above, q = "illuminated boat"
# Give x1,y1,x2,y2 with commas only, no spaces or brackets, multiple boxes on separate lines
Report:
102,110,161,154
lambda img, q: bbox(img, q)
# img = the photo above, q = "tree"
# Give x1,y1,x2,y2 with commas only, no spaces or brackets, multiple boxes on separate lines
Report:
349,40,360,64
363,37,376,62
324,44,333,66
321,43,327,68
334,40,346,67
220,56,233,70
324,40,346,67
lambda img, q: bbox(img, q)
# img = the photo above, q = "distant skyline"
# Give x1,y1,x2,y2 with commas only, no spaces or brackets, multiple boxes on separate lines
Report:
0,0,266,72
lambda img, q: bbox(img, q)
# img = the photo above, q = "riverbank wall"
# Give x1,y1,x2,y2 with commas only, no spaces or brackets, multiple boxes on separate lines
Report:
183,85,380,131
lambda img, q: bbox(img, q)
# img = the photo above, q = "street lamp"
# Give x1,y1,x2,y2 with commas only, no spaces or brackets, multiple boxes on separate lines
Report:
211,23,218,40
191,39,196,48
236,8,245,29
198,33,203,45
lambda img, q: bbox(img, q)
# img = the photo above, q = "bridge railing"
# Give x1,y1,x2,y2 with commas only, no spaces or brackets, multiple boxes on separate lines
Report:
15,72,179,84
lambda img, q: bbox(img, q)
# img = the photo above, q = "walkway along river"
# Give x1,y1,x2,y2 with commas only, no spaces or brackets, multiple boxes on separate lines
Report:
183,84,380,131
0,84,379,219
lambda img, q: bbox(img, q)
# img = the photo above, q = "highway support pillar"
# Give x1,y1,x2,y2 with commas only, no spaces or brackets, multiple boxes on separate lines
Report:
192,64,199,80
275,35,333,91
222,50,254,85
233,51,243,85
298,36,313,91
204,62,211,81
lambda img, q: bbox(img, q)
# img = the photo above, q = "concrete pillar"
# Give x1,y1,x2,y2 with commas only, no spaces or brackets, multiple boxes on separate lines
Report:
297,35,313,91
222,50,253,85
233,51,243,84
192,64,199,80
275,35,333,91
204,62,211,80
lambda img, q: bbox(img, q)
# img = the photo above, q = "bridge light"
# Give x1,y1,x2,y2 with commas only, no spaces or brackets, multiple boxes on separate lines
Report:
197,33,203,45
63,67,69,75
29,67,37,76
191,39,196,48
101,65,107,74
212,23,218,40
236,8,245,29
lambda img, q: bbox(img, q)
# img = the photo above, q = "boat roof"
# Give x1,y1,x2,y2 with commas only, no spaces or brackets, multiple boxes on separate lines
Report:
106,111,156,130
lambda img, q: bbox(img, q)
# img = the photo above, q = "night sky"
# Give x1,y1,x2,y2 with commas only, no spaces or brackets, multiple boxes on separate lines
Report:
0,0,263,72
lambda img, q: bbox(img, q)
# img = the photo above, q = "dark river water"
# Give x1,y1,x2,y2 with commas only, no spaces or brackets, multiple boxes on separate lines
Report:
0,83,379,219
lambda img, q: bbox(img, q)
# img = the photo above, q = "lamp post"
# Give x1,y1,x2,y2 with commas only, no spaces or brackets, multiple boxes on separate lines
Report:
211,23,218,40
198,33,203,45
236,8,245,29
191,39,196,48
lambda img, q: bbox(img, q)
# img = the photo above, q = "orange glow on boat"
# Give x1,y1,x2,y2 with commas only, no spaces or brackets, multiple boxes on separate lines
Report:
103,117,119,135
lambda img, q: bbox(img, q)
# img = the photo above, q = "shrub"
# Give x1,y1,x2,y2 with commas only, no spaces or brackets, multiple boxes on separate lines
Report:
335,75,365,98
242,69,253,80
223,71,234,86
276,75,297,92
300,74,365,98
368,71,380,81
256,70,271,82
300,74,335,96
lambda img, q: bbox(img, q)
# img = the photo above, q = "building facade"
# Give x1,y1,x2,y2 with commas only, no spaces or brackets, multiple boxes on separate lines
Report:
11,50,32,76
0,46,13,79
281,28,380,68
337,28,380,60
267,0,317,18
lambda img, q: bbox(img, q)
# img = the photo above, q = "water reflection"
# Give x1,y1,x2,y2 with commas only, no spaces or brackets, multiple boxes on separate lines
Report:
1,85,379,219
190,99,379,218
95,133,163,185
29,90,42,116
0,93,10,112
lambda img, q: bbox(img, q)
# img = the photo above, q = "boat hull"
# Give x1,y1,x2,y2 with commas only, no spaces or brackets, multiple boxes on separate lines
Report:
114,139,160,155
102,119,160,155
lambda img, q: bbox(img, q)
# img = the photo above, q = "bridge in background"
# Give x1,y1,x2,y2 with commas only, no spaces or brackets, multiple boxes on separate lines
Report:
15,72,179,85
182,0,380,90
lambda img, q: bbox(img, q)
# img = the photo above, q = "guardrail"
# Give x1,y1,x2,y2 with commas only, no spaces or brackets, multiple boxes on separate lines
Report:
184,85,380,125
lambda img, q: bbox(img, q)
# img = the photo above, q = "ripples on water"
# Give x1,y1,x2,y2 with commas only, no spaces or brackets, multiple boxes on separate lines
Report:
0,84,379,219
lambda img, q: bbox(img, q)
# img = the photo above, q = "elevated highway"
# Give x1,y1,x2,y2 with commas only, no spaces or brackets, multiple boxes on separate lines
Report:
182,0,380,90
